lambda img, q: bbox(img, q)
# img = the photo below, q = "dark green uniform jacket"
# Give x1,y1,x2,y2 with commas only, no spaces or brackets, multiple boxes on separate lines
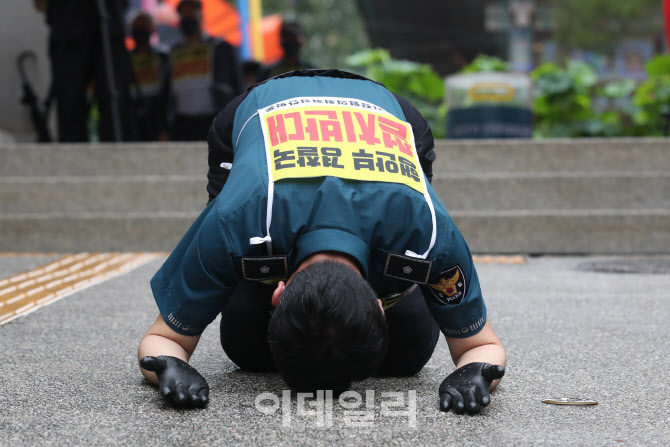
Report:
151,70,487,339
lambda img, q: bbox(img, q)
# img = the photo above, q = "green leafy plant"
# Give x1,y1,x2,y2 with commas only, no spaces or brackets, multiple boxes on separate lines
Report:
531,60,602,137
631,55,670,136
346,49,670,138
531,54,670,137
346,49,446,137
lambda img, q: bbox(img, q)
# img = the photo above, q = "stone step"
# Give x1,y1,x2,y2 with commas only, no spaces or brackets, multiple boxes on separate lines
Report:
3,171,667,213
1,143,207,177
0,212,196,253
2,140,668,254
1,209,668,254
452,209,670,254
433,171,670,211
2,138,669,177
432,138,670,173
0,175,207,213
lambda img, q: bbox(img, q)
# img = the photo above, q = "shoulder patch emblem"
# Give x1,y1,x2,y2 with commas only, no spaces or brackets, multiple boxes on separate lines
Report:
427,265,466,305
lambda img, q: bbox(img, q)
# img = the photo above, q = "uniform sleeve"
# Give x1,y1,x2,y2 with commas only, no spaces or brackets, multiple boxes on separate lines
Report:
150,200,239,335
206,91,249,202
392,93,436,183
420,215,487,338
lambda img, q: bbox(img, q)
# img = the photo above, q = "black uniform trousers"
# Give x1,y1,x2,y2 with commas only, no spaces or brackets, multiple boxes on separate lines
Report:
219,280,441,377
49,38,134,142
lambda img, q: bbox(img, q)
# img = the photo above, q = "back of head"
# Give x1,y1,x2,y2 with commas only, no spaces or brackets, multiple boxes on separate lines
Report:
268,260,388,395
280,20,304,40
130,11,154,30
177,0,202,14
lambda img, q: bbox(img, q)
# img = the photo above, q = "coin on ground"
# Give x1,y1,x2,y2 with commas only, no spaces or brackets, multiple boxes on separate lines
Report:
542,398,598,406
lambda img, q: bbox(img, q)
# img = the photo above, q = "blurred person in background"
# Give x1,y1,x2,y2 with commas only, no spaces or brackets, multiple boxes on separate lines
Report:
167,0,243,141
129,11,170,141
34,0,135,142
257,21,315,82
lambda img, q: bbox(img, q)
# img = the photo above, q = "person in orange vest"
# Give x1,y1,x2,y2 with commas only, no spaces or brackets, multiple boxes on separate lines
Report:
167,0,243,141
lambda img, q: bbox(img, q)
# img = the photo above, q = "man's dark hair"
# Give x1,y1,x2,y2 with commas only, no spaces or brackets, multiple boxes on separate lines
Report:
268,260,388,395
242,60,262,76
177,0,202,13
280,20,303,39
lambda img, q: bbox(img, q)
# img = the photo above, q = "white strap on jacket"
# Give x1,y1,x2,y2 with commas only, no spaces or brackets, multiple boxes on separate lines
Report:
239,100,437,259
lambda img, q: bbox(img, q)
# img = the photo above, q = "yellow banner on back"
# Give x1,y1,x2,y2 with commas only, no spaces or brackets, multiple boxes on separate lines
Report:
258,96,426,194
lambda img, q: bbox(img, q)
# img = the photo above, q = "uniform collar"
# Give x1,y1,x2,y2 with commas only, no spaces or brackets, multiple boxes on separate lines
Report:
293,229,370,278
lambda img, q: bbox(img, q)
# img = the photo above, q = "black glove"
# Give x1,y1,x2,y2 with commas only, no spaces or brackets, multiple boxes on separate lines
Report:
439,362,505,415
140,356,209,408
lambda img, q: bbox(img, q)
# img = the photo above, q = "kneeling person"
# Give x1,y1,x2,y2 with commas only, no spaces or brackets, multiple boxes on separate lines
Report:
138,69,506,415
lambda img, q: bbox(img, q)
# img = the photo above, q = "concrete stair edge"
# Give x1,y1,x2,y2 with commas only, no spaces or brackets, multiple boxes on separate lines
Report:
1,210,668,254
2,139,669,176
2,173,667,213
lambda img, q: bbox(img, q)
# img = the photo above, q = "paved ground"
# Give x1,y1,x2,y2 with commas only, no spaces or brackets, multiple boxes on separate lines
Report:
2,255,669,446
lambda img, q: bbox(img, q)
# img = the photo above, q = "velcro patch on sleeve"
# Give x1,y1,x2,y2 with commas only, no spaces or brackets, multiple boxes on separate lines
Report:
241,256,289,281
383,253,432,284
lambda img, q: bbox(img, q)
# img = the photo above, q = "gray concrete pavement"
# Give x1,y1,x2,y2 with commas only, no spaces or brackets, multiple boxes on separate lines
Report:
0,253,60,278
2,255,669,446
